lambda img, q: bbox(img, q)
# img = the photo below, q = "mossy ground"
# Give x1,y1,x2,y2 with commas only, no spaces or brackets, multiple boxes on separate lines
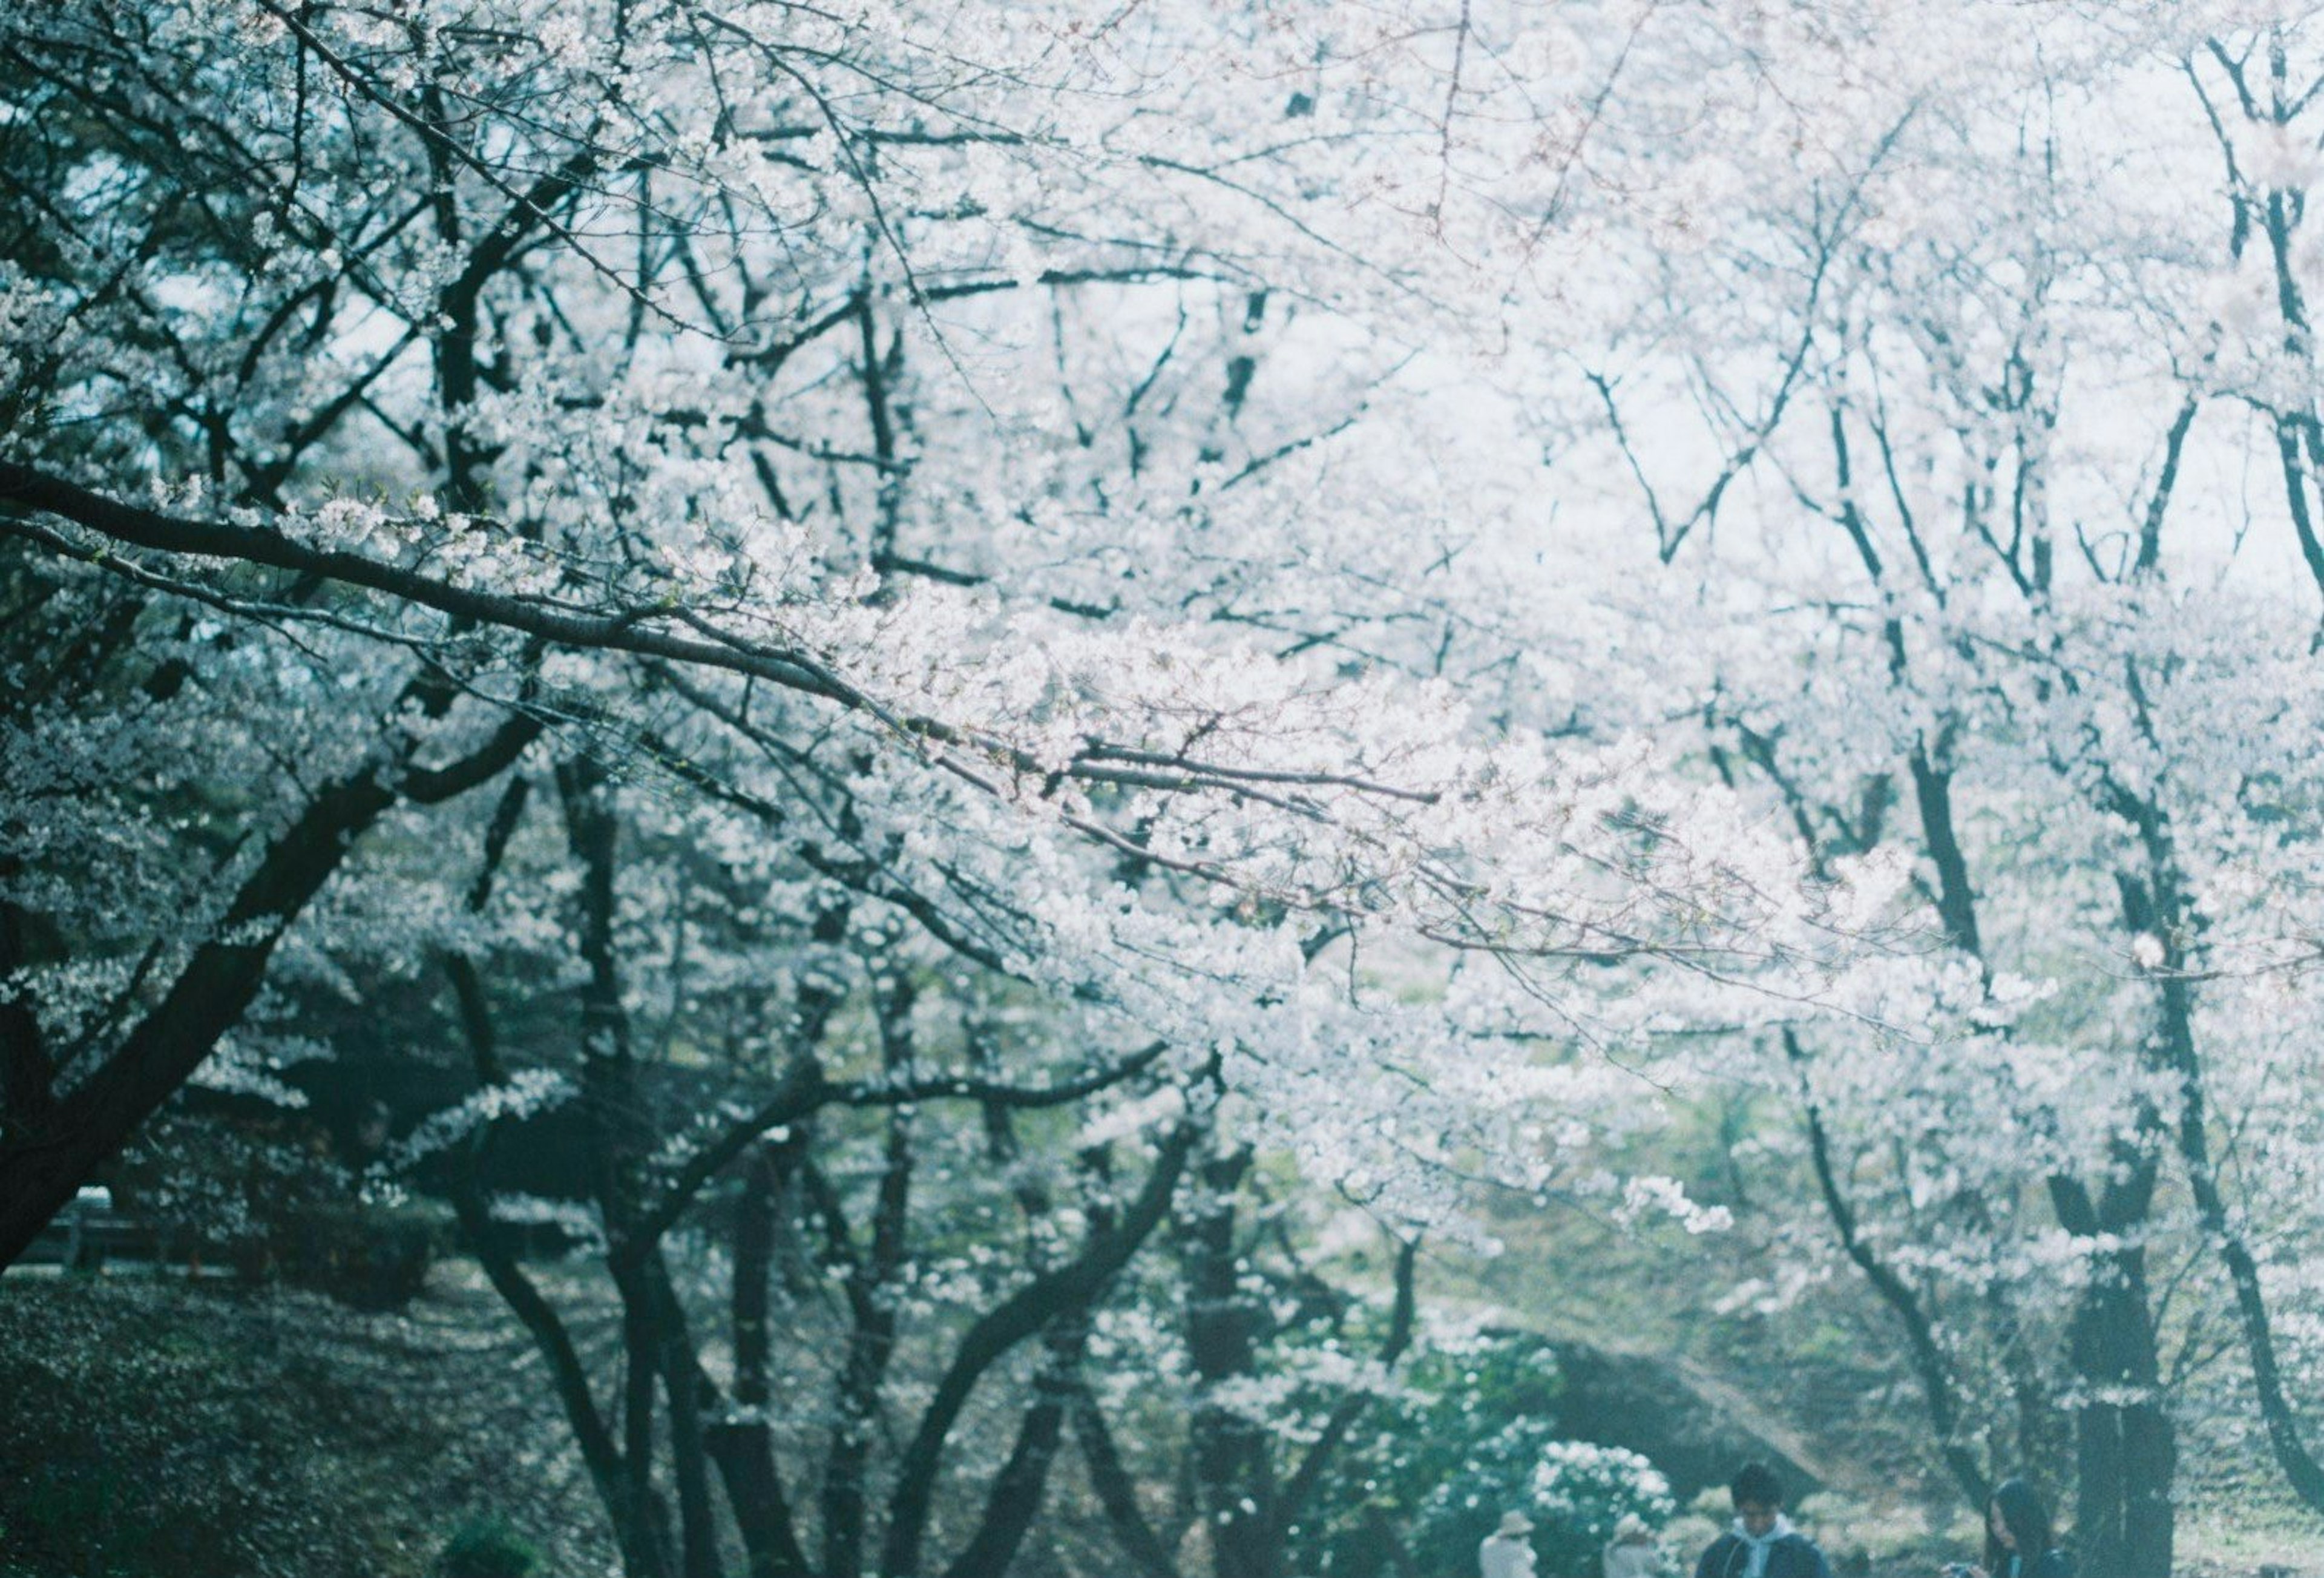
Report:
0,1264,614,1578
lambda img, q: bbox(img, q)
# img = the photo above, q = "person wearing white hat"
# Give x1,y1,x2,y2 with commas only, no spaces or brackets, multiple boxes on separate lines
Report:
1604,1512,1664,1578
1481,1510,1538,1578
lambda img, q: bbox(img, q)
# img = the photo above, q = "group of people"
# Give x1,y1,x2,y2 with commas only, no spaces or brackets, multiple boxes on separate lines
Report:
1479,1462,2072,1578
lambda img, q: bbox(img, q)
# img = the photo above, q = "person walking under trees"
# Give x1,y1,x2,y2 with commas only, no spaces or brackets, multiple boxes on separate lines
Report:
1693,1464,1832,1578
1482,1510,1538,1578
1944,1479,2072,1578
1604,1512,1666,1578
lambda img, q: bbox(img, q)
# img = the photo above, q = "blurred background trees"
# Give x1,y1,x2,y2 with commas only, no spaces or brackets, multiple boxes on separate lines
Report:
11,2,2324,1577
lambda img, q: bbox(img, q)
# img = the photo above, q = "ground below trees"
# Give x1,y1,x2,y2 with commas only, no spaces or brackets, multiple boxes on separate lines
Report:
0,1265,614,1577
2,1258,2317,1578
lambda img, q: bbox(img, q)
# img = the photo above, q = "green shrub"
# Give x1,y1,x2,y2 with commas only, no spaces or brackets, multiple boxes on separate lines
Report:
1415,1430,1676,1578
275,1202,449,1310
435,1516,541,1578
1310,1328,1663,1578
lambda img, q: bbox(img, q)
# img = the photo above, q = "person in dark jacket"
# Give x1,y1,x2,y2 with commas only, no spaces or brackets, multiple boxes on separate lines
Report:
1949,1478,2071,1578
1693,1463,1832,1578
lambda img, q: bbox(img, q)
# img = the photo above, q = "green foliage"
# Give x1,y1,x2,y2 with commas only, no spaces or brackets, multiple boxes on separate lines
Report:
1415,1430,1675,1578
114,1106,352,1281
1303,1329,1560,1576
1306,1329,1669,1578
435,1516,541,1578
113,1104,447,1308
275,1202,449,1311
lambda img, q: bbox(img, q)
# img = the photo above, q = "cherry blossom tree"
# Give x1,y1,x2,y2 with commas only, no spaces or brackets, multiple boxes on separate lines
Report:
0,0,1856,1272
0,7,1868,1576
1509,5,2324,1569
20,1,2324,1571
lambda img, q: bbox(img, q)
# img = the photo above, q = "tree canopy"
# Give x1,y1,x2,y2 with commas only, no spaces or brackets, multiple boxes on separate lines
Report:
10,3,2324,1577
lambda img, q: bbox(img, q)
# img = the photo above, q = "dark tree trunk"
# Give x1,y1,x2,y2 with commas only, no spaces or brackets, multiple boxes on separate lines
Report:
442,778,678,1578
2068,1267,2174,1578
1182,1147,1277,1578
1072,1378,1182,1578
0,767,393,1266
1787,1033,1991,1508
1271,1235,1419,1553
0,697,531,1269
646,1257,725,1578
707,1139,815,1578
2052,1162,2171,1578
562,756,683,1578
454,1174,676,1578
879,1122,1195,1578
2122,805,2324,1520
936,1317,1091,1578
1364,1507,1423,1578
0,887,56,1149
822,968,918,1578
